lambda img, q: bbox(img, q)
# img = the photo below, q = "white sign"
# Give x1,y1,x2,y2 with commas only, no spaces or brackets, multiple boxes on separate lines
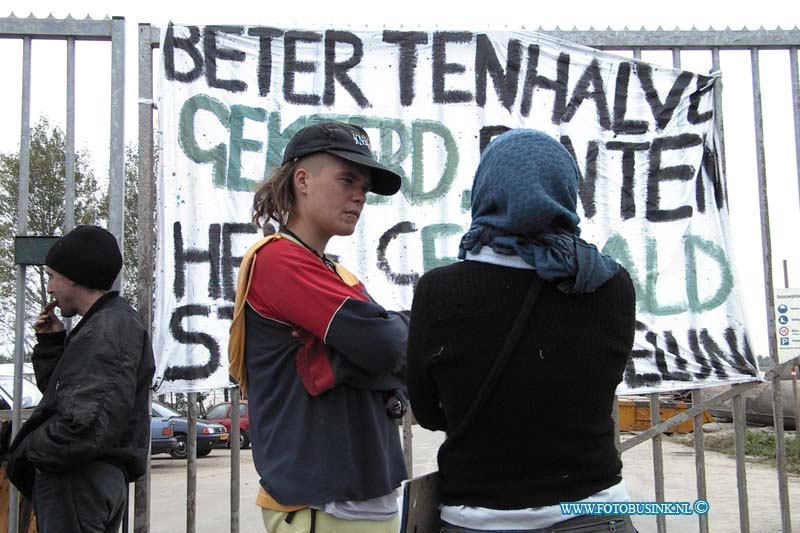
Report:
153,24,761,394
775,288,800,363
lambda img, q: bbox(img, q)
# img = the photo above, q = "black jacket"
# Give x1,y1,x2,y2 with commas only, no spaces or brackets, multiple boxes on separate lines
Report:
6,292,155,499
408,262,635,509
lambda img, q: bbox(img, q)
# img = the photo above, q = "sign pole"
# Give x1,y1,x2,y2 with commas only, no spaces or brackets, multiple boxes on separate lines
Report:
784,260,800,431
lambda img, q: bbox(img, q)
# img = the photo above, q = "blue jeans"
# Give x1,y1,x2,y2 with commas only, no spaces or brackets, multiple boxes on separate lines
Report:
33,461,127,533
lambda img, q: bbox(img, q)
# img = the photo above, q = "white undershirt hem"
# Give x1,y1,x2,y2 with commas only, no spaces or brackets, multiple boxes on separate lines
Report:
464,247,534,270
440,480,630,530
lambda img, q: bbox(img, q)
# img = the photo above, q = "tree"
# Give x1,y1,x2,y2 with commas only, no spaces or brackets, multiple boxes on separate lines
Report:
121,143,156,306
0,116,107,358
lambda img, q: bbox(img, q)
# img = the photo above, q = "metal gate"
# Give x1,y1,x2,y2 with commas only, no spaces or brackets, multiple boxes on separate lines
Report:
0,14,126,533
137,24,800,533
537,28,800,533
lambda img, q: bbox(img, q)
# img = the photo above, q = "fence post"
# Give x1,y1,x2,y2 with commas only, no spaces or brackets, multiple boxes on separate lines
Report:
108,16,125,291
403,413,414,478
231,388,240,533
8,34,33,533
692,389,708,533
135,21,159,533
649,393,666,533
750,46,793,533
187,393,197,533
733,391,750,532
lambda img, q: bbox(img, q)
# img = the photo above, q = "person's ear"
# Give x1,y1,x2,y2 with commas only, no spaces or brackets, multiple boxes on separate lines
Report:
293,167,309,195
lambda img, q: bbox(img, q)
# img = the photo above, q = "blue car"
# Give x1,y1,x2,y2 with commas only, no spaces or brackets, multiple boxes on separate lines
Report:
151,416,178,456
151,401,229,459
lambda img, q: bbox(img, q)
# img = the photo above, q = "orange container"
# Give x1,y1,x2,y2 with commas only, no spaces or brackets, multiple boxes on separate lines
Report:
617,397,713,434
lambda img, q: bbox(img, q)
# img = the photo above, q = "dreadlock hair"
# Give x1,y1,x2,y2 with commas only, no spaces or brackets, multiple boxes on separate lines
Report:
251,159,300,231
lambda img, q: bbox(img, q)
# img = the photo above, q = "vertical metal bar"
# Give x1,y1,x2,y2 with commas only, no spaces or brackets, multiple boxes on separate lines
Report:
61,36,76,334
692,389,708,533
785,260,790,294
789,47,800,436
794,367,800,453
9,35,33,533
711,48,729,202
751,45,776,365
122,481,130,533
108,16,126,291
187,392,197,533
136,23,158,330
791,47,800,218
784,260,800,503
230,389,240,533
733,393,750,532
135,23,159,533
649,393,666,533
402,413,413,478
12,36,33,441
751,46,793,533
613,397,621,453
672,47,681,69
133,393,152,533
65,37,76,232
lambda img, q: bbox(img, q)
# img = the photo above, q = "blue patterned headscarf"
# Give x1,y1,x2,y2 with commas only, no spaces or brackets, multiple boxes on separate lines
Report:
458,129,619,294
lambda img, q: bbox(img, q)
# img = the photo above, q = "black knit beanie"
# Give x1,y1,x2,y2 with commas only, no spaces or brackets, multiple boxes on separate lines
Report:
45,225,122,290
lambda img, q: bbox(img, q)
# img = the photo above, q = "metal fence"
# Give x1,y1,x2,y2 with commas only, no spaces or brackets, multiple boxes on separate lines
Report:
536,28,800,533
135,23,800,533
1,14,126,533
4,14,799,533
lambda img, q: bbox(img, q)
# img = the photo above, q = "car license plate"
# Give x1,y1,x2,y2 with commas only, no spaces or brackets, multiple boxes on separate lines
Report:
220,434,228,441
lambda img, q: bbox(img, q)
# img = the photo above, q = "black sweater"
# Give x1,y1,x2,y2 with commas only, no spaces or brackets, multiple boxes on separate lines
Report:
407,261,635,509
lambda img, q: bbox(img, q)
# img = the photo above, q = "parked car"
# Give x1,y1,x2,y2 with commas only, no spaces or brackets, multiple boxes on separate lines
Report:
151,400,229,459
0,363,36,383
151,417,178,456
203,400,250,449
0,374,43,410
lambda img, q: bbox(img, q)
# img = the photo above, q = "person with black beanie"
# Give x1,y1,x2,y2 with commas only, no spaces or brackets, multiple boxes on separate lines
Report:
6,225,155,533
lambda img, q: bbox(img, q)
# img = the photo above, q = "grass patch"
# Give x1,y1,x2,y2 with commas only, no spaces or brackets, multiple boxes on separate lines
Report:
699,430,800,475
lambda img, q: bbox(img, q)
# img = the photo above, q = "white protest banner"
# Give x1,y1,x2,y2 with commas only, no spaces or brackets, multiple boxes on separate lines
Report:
153,24,761,393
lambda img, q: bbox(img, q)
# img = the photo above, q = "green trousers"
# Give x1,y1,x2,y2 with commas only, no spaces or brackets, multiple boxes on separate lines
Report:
262,507,400,533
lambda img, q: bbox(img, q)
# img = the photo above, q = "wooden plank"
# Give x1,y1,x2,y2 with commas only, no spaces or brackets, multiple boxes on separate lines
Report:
399,472,439,533
0,464,36,533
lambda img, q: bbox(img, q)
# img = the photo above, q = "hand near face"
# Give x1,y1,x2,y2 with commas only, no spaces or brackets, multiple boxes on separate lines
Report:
34,300,65,334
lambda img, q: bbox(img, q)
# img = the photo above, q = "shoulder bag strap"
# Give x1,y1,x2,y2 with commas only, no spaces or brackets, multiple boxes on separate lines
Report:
444,275,544,445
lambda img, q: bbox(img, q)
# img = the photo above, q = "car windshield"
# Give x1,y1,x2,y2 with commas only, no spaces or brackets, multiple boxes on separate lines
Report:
0,375,43,408
152,401,182,418
205,404,228,418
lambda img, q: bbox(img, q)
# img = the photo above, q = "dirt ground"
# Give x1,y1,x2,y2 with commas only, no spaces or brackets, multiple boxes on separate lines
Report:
135,424,799,533
620,424,799,532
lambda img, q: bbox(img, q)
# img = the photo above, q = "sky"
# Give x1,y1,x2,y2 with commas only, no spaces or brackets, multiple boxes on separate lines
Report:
1,0,799,360
3,0,796,31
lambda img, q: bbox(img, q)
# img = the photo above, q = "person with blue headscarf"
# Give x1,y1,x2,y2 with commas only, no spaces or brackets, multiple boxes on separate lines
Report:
407,129,638,532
